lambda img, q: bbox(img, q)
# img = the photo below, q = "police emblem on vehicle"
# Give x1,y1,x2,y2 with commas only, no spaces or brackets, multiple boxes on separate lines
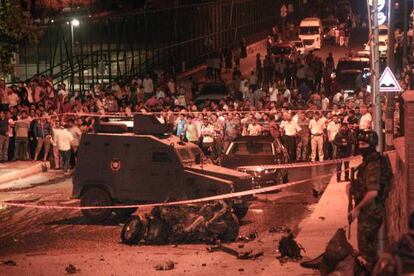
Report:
110,158,121,172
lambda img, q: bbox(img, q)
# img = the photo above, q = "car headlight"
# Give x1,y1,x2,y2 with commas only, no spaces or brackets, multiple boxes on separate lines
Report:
264,168,277,174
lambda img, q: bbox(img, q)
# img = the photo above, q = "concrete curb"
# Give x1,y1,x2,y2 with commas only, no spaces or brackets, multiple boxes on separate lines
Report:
0,162,49,187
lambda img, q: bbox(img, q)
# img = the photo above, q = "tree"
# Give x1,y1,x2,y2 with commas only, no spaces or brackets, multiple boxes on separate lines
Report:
0,1,40,76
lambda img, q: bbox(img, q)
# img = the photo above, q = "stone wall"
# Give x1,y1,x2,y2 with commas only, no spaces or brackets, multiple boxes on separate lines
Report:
385,138,408,245
385,91,414,245
402,91,414,213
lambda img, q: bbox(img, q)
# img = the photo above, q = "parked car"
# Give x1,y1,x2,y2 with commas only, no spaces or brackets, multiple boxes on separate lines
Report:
336,69,363,94
271,41,297,59
364,41,387,58
220,136,289,188
336,57,370,74
292,40,311,55
322,18,339,44
356,50,370,59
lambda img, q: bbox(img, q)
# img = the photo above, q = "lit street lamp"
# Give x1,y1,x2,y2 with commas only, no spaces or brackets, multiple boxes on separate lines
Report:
70,19,80,58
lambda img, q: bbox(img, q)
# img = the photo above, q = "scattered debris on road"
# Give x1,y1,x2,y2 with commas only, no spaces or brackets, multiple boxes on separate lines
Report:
277,233,305,261
155,260,176,271
65,264,80,274
0,260,16,266
207,243,264,260
237,231,258,242
319,216,326,220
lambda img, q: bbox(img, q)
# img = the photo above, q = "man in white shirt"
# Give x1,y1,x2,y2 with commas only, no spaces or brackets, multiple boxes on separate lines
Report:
57,83,69,99
200,118,215,154
309,112,326,162
280,113,301,161
143,74,154,99
54,124,74,174
321,93,330,111
326,115,341,159
359,105,372,131
332,91,343,105
247,120,262,136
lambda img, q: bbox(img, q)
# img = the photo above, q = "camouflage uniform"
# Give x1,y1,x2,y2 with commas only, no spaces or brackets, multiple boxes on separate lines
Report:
352,152,384,271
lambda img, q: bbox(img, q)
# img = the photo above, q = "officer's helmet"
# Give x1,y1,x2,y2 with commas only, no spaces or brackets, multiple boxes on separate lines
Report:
357,130,379,147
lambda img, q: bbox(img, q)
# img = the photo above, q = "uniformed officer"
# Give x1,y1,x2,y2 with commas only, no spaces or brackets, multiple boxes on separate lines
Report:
347,130,384,273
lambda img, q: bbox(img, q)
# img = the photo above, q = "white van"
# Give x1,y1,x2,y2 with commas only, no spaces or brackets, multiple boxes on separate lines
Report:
299,17,323,50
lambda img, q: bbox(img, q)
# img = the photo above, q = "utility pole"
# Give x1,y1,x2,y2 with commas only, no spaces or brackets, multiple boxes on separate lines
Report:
371,0,383,153
370,0,385,253
385,0,395,151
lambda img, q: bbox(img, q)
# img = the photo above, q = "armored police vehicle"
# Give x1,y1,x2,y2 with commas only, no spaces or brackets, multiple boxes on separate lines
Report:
72,114,252,222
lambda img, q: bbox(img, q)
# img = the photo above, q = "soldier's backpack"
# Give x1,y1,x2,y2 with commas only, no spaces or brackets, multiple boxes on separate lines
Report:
320,228,355,274
377,154,393,200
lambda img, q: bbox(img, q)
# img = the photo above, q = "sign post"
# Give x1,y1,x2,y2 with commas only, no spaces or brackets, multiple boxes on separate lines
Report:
379,67,402,148
379,66,402,92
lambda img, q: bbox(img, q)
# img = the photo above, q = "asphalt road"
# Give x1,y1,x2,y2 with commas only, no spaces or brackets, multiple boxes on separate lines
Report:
0,165,333,257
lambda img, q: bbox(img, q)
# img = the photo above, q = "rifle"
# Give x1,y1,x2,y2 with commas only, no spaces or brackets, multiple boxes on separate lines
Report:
347,167,355,240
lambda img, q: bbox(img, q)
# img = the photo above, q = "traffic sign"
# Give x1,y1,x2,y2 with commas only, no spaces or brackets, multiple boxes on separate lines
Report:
379,67,402,92
280,4,288,18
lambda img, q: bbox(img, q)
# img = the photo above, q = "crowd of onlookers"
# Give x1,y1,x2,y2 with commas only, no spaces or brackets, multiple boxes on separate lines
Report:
0,29,406,175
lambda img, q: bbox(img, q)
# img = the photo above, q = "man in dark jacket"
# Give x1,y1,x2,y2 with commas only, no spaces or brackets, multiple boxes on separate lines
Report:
12,110,31,161
33,117,52,162
333,122,354,181
0,111,9,162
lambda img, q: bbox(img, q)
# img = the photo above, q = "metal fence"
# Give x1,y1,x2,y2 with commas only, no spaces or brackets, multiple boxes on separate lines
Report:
13,0,279,91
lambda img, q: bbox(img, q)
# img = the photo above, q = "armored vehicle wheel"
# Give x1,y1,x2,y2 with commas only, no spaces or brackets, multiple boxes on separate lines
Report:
233,204,249,220
121,217,145,245
114,208,137,218
80,188,113,222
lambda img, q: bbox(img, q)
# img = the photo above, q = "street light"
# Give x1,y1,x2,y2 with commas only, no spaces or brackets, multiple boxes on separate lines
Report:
69,19,80,94
71,19,80,27
70,19,80,58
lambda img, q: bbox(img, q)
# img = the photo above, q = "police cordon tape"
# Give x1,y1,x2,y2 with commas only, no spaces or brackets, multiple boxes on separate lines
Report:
61,109,339,117
238,155,362,171
0,172,337,211
26,108,346,121
0,152,394,211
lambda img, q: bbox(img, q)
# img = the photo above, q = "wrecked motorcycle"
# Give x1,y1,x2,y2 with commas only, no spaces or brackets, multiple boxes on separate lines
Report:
121,200,239,245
